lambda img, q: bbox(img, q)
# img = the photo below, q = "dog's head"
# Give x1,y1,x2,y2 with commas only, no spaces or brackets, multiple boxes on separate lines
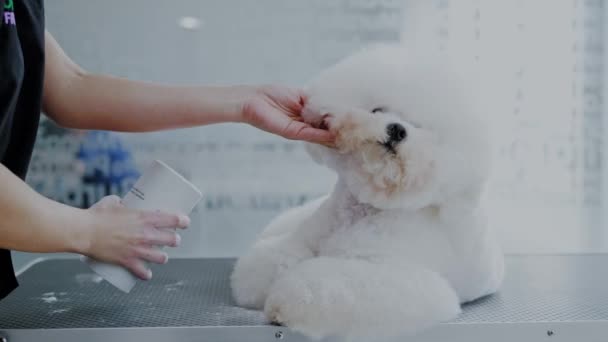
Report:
302,44,491,210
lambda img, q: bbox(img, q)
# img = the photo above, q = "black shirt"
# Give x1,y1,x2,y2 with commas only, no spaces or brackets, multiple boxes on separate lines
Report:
0,0,45,300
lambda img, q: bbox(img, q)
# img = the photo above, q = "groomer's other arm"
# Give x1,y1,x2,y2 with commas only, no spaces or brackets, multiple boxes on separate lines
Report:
42,31,334,145
0,164,189,280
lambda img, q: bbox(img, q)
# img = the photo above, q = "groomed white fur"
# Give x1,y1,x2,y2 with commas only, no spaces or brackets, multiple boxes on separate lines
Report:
230,38,504,340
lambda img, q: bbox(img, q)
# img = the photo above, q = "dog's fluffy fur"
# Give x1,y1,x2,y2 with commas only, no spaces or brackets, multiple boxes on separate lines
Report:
230,39,503,340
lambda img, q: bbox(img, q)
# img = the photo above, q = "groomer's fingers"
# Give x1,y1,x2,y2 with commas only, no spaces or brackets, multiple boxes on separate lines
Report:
135,246,169,265
294,126,336,145
140,227,181,248
141,210,190,229
124,258,153,280
282,120,336,145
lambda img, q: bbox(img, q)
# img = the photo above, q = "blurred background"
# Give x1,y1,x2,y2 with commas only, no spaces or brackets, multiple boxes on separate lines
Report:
13,0,608,268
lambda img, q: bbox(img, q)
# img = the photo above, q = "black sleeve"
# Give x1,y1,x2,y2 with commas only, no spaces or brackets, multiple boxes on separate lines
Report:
0,0,18,302
0,249,18,300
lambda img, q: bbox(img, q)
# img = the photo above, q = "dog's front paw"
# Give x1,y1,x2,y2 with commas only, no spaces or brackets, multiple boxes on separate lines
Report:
263,257,462,340
231,246,281,309
231,238,315,310
263,267,343,340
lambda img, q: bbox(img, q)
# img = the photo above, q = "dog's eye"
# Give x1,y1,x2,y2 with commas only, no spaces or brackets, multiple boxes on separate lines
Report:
371,107,386,114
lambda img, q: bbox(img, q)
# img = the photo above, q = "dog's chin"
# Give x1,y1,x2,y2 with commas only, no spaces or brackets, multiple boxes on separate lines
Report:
307,141,437,210
347,145,426,209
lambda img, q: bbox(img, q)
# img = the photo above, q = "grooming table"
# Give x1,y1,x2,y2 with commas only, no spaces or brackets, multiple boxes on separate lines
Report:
1,256,607,342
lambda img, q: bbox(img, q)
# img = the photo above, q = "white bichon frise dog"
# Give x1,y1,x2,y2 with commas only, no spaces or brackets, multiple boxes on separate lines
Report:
230,42,504,340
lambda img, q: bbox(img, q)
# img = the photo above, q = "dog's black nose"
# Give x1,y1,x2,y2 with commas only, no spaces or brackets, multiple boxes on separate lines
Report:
386,123,407,143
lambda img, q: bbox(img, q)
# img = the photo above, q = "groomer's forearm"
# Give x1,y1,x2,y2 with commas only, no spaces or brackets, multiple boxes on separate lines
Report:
0,164,90,254
57,74,247,131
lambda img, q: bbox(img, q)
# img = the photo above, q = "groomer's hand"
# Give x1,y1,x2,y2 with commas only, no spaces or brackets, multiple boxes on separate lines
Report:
240,85,335,146
82,195,190,280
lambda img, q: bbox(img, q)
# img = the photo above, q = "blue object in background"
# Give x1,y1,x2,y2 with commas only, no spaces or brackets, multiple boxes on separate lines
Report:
75,130,140,207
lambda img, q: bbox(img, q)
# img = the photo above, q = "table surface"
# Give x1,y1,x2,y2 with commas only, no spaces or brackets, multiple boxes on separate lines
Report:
1,255,608,330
